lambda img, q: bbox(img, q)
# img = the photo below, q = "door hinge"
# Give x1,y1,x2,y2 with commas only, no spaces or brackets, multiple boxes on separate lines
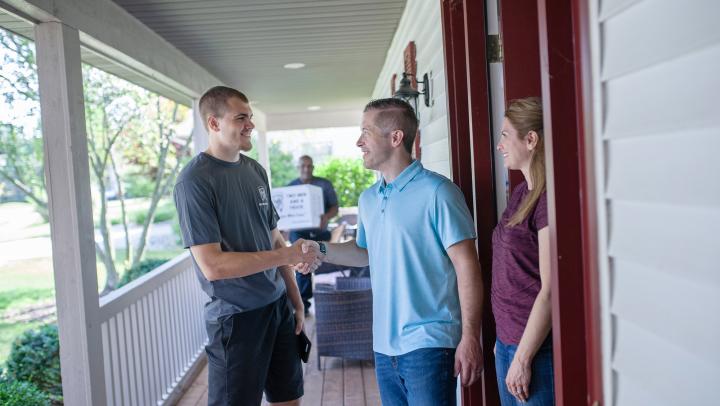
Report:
487,34,503,63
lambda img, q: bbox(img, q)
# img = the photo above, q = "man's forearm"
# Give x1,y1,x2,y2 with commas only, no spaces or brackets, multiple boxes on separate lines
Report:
457,265,483,337
448,240,484,338
191,246,297,281
325,240,369,267
324,205,339,221
280,265,304,310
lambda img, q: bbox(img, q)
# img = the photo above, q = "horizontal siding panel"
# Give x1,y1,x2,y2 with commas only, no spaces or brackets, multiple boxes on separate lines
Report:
371,0,449,171
613,317,720,405
373,0,441,98
606,128,720,206
614,373,669,406
424,160,451,180
604,44,720,139
602,0,720,80
598,0,644,21
428,91,448,124
421,138,450,164
611,259,720,364
607,200,720,287
422,115,449,146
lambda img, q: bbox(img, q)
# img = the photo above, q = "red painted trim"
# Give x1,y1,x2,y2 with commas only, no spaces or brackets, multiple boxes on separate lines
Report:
572,0,604,403
538,0,594,404
441,1,500,404
463,0,501,404
498,0,542,192
441,0,473,205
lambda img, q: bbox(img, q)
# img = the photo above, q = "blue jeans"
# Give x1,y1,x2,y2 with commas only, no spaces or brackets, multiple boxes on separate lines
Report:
495,337,555,406
374,348,457,406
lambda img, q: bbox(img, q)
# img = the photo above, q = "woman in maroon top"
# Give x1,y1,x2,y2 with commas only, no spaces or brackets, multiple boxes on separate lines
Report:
491,97,554,405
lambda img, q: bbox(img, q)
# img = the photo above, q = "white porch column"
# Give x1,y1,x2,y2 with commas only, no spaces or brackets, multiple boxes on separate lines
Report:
191,98,209,154
253,111,271,183
256,130,270,178
35,22,106,406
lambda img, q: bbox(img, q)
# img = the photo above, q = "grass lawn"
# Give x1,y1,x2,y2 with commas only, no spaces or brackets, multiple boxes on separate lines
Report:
0,257,55,363
0,247,184,364
0,201,184,364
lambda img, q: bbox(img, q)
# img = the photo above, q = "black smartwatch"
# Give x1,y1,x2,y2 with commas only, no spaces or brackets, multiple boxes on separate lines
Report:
318,241,327,256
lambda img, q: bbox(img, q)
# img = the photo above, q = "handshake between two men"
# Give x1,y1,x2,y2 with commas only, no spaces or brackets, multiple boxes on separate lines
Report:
287,239,325,275
285,238,369,276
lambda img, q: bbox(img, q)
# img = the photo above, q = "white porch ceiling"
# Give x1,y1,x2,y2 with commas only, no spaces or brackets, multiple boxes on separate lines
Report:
110,0,407,115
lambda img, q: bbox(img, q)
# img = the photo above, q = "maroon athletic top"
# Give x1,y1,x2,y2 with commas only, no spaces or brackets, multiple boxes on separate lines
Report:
491,181,548,345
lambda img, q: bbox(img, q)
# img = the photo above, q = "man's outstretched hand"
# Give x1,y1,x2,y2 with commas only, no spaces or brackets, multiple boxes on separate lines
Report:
289,239,324,274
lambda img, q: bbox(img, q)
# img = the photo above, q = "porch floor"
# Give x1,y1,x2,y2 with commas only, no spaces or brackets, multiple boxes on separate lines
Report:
176,314,381,406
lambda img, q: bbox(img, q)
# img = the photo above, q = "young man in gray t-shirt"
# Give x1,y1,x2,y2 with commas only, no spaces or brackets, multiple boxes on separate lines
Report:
174,86,321,406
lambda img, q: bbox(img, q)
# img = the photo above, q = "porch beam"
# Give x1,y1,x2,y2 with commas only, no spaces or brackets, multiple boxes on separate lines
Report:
191,99,210,154
3,0,220,98
35,21,106,406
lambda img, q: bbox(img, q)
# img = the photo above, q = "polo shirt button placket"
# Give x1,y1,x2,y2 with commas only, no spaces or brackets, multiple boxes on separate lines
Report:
381,186,391,214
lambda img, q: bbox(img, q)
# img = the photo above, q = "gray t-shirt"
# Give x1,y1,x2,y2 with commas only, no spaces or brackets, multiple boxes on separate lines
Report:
173,152,285,321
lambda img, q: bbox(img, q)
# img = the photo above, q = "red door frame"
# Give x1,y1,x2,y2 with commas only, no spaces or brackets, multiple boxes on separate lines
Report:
537,0,603,404
463,0,501,403
498,0,542,191
442,0,603,405
441,0,500,405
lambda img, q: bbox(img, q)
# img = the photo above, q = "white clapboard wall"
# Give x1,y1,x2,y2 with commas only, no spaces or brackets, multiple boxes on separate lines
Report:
372,0,451,179
589,0,720,404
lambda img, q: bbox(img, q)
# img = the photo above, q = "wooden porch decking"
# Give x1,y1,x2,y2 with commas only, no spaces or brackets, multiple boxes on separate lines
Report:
176,315,381,406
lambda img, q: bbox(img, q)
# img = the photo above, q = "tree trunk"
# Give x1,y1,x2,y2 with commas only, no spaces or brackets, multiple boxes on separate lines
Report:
130,137,168,268
110,151,131,265
96,175,118,293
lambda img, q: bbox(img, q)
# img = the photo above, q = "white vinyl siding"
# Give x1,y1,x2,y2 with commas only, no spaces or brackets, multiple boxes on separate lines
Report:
372,0,451,178
589,0,720,404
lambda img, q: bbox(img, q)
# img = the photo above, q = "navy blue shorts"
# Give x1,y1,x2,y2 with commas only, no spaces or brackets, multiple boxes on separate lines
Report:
205,295,303,406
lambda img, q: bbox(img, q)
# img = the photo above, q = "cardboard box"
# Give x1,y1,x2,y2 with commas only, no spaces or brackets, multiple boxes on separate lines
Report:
271,184,325,231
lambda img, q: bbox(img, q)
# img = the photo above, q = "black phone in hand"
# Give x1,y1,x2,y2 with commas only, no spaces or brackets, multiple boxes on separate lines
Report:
297,330,311,363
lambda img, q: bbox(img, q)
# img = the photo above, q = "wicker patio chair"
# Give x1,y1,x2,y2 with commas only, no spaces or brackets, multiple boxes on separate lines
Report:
314,277,373,369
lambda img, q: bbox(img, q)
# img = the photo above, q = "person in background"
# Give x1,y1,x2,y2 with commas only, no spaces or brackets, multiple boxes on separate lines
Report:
492,97,555,405
287,155,339,315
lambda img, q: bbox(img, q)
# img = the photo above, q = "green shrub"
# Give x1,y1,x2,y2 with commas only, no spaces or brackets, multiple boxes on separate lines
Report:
118,258,170,287
0,379,51,406
124,176,155,198
268,141,296,188
131,201,176,225
5,324,61,403
171,217,183,245
314,158,377,207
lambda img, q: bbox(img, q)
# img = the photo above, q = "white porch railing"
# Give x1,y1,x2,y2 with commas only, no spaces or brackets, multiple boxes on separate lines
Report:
98,252,207,406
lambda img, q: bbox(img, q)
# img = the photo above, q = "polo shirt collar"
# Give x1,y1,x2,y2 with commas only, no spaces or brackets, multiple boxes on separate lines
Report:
379,160,423,194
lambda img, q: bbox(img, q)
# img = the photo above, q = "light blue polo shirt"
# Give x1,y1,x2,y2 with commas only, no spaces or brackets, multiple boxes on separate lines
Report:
356,160,477,356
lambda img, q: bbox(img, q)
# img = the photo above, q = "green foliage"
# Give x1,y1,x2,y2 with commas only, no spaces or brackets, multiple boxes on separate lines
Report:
118,258,170,287
131,200,176,225
0,289,53,313
124,176,155,198
315,158,376,207
268,141,296,188
243,133,260,160
0,30,46,218
5,324,61,403
0,379,50,406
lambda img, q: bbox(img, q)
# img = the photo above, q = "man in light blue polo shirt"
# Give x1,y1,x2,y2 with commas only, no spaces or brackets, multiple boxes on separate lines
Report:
301,98,485,405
